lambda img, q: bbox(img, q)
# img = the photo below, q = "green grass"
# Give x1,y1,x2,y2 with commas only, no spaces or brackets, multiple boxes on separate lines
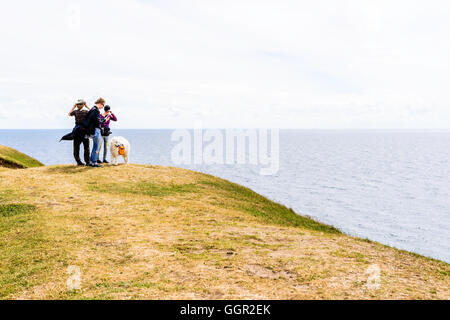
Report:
0,202,72,299
0,204,36,217
0,163,448,299
89,181,200,197
198,176,341,234
0,146,44,169
0,204,54,298
87,171,340,234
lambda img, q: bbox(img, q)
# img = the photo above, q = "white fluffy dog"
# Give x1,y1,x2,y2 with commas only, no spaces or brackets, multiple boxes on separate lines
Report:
110,136,130,165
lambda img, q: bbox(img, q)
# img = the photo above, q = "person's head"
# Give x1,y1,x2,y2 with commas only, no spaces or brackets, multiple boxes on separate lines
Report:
104,105,111,113
95,97,106,109
76,99,86,110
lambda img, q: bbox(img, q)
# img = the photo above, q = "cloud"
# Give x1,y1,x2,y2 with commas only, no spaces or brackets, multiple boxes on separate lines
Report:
0,0,449,128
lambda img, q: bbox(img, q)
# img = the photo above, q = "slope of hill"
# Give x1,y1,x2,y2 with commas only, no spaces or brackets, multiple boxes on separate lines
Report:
0,145,44,169
0,163,448,299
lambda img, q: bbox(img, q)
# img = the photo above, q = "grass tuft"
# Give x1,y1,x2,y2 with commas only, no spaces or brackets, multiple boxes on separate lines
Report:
0,204,36,217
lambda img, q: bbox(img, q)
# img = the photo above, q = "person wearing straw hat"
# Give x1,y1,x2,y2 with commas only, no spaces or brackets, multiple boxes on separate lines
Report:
68,99,91,165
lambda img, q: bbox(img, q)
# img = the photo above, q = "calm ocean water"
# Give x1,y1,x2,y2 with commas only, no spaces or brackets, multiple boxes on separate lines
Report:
1,129,449,262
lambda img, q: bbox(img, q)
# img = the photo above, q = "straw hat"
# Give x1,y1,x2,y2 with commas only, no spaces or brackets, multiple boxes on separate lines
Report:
76,99,86,106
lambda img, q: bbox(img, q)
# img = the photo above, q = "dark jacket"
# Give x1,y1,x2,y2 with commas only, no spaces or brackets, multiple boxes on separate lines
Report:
81,106,101,135
60,110,90,142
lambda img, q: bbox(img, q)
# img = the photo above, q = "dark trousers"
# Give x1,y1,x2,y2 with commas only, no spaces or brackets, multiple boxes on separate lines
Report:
73,138,90,164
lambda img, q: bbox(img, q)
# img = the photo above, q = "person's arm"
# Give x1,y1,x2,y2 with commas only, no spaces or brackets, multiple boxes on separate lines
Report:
97,111,104,126
102,112,110,120
68,104,76,116
83,109,94,127
110,113,117,121
84,104,91,111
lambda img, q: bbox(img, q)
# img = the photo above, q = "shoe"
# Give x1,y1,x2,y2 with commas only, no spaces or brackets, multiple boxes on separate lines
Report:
76,162,85,166
97,160,102,164
89,163,103,168
103,160,109,164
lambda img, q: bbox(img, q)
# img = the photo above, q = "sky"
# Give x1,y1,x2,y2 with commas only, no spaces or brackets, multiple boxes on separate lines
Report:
0,0,449,129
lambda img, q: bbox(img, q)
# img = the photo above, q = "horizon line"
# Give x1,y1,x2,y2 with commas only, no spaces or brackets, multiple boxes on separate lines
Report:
1,128,450,131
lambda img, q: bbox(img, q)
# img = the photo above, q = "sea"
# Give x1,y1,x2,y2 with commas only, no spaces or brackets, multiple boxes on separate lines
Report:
0,129,449,263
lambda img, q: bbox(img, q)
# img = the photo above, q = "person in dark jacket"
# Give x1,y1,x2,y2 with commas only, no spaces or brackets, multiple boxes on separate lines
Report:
68,99,91,166
82,97,105,167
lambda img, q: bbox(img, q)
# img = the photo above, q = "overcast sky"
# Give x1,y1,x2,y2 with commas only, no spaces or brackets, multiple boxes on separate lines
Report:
0,0,449,129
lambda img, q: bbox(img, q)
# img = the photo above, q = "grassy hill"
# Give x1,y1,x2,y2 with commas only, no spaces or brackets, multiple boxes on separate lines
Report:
0,146,44,169
0,163,448,299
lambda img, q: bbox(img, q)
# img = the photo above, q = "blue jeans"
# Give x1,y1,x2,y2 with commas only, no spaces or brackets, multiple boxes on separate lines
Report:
98,135,110,162
90,128,101,164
